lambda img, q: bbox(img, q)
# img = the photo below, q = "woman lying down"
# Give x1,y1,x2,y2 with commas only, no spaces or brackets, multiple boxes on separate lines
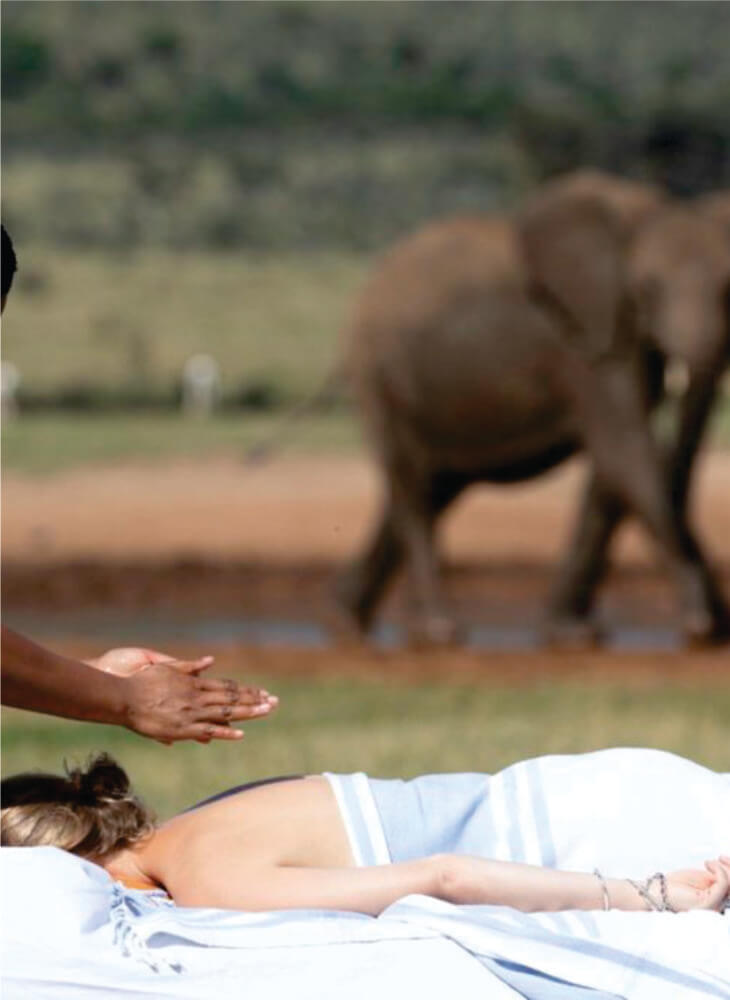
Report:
2,750,729,916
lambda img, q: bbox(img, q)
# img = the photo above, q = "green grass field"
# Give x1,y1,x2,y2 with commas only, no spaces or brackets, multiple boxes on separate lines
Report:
3,672,729,819
1,411,363,474
2,248,364,398
3,401,730,475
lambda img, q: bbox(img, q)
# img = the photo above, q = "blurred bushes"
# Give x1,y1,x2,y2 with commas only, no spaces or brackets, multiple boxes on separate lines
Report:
15,376,311,414
2,0,730,234
1,131,529,252
3,2,730,412
5,2,728,152
2,29,52,98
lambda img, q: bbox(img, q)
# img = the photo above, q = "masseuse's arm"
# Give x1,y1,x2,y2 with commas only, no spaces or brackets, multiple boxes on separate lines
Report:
1,626,277,744
166,852,730,916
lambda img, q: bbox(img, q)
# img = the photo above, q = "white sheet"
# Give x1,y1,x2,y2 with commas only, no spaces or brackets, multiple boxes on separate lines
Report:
386,895,730,1000
0,847,514,1000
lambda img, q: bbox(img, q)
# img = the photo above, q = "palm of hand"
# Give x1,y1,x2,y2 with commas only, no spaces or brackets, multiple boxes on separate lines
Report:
87,647,174,676
666,860,730,912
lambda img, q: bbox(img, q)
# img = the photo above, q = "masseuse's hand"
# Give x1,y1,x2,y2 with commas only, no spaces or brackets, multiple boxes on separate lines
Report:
86,647,278,744
665,858,730,912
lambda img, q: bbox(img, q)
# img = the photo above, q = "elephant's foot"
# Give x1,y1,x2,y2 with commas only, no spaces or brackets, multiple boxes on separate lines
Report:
682,607,730,647
678,571,730,647
332,569,378,634
406,613,463,648
325,591,373,647
543,615,602,650
326,612,368,648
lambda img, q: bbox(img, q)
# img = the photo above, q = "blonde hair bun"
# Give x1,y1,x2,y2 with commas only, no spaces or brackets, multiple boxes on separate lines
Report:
1,753,154,861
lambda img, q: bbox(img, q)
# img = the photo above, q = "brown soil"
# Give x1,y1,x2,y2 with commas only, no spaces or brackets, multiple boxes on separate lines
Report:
3,452,729,678
4,452,730,567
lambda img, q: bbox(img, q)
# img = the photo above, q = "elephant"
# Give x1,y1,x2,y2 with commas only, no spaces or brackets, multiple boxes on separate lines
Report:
696,190,730,239
336,169,730,645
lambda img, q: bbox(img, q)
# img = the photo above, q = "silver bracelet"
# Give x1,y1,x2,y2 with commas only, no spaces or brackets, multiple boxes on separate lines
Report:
593,868,611,911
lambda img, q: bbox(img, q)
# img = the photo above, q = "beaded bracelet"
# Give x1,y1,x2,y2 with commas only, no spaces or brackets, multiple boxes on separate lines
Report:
626,873,676,912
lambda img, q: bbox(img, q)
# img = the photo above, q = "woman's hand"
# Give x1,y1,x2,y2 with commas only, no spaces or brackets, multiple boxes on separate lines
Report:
664,858,730,912
87,646,279,744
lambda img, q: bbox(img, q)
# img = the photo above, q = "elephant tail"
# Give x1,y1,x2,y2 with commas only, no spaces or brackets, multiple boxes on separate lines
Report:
244,366,345,465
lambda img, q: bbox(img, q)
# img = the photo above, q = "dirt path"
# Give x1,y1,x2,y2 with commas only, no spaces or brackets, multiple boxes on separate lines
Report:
5,450,730,565
4,453,729,681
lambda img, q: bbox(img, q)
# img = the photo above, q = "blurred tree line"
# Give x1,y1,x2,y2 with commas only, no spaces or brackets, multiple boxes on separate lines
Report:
3,1,729,253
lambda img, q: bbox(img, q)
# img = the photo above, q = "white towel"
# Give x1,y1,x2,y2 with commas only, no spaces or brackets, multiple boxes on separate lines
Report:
326,748,730,877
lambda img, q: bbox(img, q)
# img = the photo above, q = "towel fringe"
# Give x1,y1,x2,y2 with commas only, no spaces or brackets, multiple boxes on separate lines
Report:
110,883,184,975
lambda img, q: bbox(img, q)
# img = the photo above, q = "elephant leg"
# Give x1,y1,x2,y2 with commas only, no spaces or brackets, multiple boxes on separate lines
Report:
661,378,729,638
547,475,625,642
334,501,404,632
395,470,467,645
576,358,727,642
336,467,465,643
668,375,718,518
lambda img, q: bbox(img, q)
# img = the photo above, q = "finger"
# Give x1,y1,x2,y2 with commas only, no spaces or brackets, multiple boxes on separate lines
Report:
706,860,726,881
704,859,724,878
702,862,729,909
197,690,276,712
140,648,180,665
197,684,277,707
705,879,729,909
226,702,277,720
195,677,264,696
196,702,273,724
186,655,215,676
192,723,244,744
196,680,278,706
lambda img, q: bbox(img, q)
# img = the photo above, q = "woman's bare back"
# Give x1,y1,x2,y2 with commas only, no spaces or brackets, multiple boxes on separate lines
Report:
142,776,355,896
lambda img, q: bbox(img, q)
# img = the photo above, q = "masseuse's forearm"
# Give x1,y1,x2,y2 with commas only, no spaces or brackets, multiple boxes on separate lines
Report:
1,627,127,725
441,856,645,912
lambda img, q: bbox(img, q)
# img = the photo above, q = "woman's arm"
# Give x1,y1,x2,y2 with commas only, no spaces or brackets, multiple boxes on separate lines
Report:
440,856,730,914
167,854,445,916
439,856,643,912
164,851,730,916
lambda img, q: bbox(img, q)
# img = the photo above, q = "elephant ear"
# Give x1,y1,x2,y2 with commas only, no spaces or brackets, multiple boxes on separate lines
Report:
518,191,627,359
